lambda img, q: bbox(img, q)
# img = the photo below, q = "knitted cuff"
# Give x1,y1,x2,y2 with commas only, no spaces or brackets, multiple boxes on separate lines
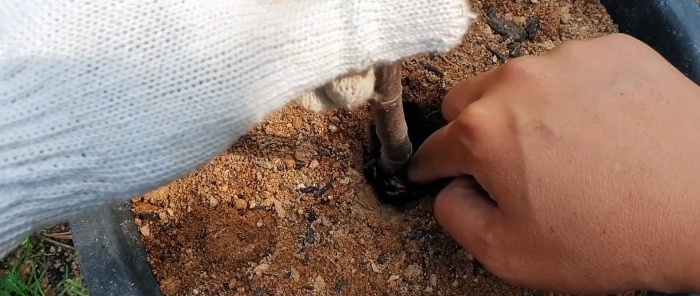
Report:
350,0,476,67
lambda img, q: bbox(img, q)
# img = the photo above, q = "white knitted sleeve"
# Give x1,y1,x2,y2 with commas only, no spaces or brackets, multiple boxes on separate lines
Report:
0,0,473,257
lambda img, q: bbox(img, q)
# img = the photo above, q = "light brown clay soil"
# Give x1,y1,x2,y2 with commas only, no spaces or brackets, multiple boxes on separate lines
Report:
133,1,638,295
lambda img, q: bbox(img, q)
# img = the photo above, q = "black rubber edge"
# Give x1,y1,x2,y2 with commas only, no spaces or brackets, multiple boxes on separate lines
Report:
69,1,700,295
600,0,700,84
70,202,162,296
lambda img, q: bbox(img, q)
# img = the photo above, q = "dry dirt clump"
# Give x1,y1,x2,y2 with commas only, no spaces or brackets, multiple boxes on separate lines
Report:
132,1,634,295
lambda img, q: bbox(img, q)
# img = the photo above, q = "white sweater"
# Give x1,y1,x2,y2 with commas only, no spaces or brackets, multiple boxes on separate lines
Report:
0,0,473,257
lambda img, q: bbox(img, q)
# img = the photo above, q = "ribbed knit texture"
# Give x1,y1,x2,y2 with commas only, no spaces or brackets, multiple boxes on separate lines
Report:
296,68,376,112
0,0,474,257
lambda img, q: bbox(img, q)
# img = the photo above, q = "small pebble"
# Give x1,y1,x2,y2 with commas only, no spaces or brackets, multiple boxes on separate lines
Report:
254,263,270,276
513,16,527,26
560,13,572,24
291,268,300,282
309,160,319,169
388,275,400,282
208,197,219,207
292,117,303,129
261,198,274,208
192,289,199,295
542,40,556,50
560,6,572,24
294,148,314,162
284,159,296,170
227,278,237,289
233,198,248,210
404,263,421,280
139,225,151,237
273,200,287,218
314,275,327,291
256,221,263,227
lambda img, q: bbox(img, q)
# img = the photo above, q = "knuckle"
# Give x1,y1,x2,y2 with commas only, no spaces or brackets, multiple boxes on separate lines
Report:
453,102,492,136
441,95,461,119
542,39,588,61
607,33,652,55
554,39,586,53
608,33,639,45
452,101,505,162
496,57,540,85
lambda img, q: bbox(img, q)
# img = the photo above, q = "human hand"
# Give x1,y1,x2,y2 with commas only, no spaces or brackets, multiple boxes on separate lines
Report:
409,34,700,294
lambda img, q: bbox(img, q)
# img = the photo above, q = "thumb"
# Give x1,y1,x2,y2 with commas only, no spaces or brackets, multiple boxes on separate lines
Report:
434,176,500,255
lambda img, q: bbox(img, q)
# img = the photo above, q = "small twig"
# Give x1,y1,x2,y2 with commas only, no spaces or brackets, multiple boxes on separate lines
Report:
314,181,334,199
437,55,461,71
437,54,451,65
43,230,72,236
485,4,527,42
41,236,75,251
485,45,507,62
508,42,523,58
41,231,73,240
421,61,444,78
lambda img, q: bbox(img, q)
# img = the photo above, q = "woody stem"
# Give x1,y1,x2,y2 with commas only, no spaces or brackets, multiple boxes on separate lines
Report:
371,62,413,174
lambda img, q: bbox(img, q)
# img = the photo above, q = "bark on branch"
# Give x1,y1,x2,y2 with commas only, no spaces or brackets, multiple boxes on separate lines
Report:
371,62,413,174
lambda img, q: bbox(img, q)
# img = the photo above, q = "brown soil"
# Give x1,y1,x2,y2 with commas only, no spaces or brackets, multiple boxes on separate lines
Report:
133,1,634,295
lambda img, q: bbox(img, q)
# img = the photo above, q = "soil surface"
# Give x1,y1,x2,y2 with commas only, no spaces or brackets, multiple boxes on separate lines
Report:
133,1,633,295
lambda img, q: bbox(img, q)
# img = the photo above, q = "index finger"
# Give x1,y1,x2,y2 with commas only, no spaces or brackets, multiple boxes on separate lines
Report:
408,121,476,183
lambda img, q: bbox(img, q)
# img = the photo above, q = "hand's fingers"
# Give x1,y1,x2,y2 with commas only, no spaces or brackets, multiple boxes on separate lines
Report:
408,121,475,183
434,177,499,255
410,96,505,184
442,68,498,121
